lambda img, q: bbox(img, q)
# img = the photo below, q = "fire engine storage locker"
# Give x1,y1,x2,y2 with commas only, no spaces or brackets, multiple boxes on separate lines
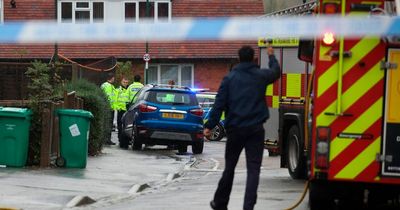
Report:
57,109,93,168
0,107,33,167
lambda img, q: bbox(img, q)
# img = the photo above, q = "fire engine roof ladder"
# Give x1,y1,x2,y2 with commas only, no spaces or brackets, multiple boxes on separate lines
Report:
261,0,317,17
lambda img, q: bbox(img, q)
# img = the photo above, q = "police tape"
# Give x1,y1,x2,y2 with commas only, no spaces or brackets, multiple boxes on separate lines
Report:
0,16,399,43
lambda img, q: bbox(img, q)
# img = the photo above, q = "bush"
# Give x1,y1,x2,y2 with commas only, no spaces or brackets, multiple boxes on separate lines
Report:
59,79,112,155
25,61,110,164
115,61,134,83
25,61,54,165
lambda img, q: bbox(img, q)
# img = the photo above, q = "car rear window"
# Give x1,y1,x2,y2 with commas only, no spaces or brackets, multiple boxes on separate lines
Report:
196,94,216,108
146,90,198,106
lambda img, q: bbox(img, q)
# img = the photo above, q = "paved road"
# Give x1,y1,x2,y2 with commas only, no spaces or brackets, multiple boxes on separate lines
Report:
73,139,309,210
0,133,309,210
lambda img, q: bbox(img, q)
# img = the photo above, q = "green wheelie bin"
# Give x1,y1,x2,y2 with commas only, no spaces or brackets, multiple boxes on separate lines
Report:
57,109,93,168
0,107,32,167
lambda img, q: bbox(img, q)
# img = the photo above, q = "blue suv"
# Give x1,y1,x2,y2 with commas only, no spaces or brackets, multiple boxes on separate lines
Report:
121,84,204,154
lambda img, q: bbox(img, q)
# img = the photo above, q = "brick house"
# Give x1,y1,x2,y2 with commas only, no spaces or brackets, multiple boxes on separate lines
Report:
0,0,265,92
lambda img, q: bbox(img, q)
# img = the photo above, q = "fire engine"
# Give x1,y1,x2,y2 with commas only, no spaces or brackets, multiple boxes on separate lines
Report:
259,0,400,208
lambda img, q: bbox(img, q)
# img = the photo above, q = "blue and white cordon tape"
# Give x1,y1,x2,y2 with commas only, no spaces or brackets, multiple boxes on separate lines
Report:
0,16,399,43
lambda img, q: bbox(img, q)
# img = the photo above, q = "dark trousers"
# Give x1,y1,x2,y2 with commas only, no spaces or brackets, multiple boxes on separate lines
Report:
117,110,127,145
107,111,114,143
213,124,265,210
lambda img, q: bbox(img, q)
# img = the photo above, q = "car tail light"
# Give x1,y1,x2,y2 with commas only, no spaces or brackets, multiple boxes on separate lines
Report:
190,108,203,117
315,127,331,169
139,104,157,113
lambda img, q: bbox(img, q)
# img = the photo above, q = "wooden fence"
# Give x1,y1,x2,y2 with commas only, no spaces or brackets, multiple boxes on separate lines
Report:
0,91,83,168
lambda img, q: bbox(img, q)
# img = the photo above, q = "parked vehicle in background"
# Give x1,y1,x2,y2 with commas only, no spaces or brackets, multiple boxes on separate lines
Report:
195,91,225,141
121,84,204,154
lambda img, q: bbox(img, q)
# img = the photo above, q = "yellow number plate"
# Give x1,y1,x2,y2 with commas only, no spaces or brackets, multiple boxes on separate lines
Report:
162,113,184,119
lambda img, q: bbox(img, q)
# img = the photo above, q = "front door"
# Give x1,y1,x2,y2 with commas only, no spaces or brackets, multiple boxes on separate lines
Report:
382,49,400,176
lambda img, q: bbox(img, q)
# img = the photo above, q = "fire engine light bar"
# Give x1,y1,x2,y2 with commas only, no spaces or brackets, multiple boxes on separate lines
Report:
0,16,399,43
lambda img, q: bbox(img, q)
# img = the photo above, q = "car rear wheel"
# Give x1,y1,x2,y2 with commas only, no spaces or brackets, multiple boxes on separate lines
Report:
120,133,130,148
206,123,224,141
192,141,204,154
131,126,142,150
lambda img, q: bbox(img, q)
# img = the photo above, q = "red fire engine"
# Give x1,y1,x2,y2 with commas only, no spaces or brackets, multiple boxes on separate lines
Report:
260,0,400,208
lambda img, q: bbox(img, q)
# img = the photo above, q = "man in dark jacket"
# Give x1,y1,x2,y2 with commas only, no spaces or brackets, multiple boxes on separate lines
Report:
205,45,280,210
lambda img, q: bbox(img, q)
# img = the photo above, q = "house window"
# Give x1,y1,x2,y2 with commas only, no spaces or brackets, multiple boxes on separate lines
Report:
58,1,104,23
124,0,171,23
145,64,194,87
124,2,137,22
0,0,3,23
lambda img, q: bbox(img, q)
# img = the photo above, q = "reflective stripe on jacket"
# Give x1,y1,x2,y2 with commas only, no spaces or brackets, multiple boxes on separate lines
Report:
128,82,144,102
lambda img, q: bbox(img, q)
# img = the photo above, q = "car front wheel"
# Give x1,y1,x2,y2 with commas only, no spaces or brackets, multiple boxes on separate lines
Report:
206,123,225,141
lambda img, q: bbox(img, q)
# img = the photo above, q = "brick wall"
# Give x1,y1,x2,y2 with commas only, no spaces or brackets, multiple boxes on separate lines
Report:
173,0,264,17
4,0,56,21
194,60,233,91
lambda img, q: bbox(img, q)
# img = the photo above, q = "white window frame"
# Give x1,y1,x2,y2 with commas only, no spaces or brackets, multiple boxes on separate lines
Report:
58,0,105,23
123,0,171,23
145,64,194,87
0,0,3,23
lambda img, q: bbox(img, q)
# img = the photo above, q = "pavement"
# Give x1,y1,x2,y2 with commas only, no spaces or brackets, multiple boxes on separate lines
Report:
0,132,192,210
0,132,308,210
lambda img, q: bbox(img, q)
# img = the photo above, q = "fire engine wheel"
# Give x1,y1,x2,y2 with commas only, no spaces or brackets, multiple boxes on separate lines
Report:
206,123,225,141
286,125,307,179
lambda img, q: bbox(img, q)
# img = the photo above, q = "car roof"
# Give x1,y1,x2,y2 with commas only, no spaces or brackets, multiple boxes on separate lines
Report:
145,84,194,93
196,92,217,96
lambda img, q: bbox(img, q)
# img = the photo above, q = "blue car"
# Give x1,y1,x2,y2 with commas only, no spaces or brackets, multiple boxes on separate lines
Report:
121,84,204,154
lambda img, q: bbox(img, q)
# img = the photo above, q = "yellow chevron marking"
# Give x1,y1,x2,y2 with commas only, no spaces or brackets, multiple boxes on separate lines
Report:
330,97,383,161
317,38,380,97
335,137,381,179
286,73,302,97
317,61,384,127
319,45,332,61
361,1,382,5
272,96,279,108
265,84,273,96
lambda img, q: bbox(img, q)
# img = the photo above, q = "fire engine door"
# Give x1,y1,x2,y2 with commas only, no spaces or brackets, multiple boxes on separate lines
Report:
382,49,400,176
